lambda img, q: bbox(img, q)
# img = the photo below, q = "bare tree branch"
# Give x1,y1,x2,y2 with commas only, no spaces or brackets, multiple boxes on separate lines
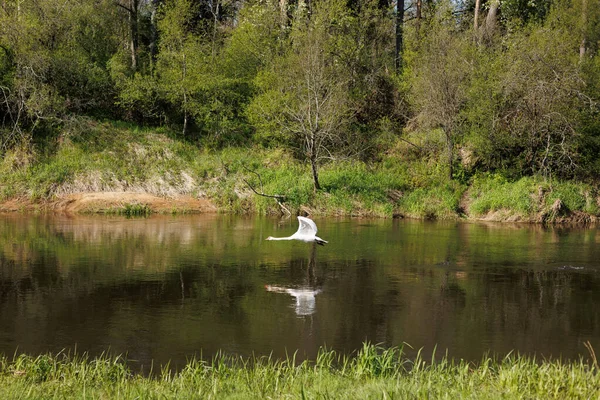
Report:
241,164,291,215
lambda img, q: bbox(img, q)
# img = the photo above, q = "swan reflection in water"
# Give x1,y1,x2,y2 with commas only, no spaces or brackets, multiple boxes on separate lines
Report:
265,233,323,316
265,285,322,316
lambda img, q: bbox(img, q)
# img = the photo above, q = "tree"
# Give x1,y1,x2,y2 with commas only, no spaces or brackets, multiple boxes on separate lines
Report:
0,0,120,149
483,0,499,40
500,0,552,25
115,0,141,71
465,1,598,179
153,0,203,135
410,3,473,179
248,0,353,192
286,34,349,191
396,0,405,72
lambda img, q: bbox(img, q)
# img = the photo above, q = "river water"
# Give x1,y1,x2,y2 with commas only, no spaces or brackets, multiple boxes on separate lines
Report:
0,214,598,371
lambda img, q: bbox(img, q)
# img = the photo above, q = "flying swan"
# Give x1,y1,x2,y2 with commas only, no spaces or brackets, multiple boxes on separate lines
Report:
266,216,328,246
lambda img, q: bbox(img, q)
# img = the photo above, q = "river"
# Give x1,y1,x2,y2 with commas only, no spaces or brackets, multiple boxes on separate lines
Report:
0,214,598,372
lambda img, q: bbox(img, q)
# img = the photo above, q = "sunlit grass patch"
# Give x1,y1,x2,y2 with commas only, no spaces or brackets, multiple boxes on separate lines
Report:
543,181,599,216
117,203,152,217
468,174,536,218
0,119,203,200
209,155,408,217
468,174,600,222
397,182,466,219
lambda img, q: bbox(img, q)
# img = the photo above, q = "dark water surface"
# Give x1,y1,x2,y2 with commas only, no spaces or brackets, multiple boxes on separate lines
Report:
0,214,599,371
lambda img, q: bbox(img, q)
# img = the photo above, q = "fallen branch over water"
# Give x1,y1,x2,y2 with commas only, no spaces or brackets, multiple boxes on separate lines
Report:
241,164,291,216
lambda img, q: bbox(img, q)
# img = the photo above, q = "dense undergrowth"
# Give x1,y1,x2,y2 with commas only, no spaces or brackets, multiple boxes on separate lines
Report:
0,120,598,222
1,343,598,399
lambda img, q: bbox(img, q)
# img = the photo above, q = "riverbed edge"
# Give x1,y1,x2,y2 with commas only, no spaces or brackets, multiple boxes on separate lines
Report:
1,190,599,225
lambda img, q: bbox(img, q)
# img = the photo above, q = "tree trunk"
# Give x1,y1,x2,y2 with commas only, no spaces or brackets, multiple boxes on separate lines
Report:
279,0,288,28
580,0,588,61
129,0,139,71
311,154,321,192
484,0,499,38
149,0,160,71
445,128,454,180
182,52,188,136
395,0,405,72
309,133,321,191
416,0,422,36
211,0,220,62
474,0,481,30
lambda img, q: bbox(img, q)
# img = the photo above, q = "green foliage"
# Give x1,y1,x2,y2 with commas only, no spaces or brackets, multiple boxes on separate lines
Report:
1,119,598,223
0,119,203,200
544,181,599,216
247,0,397,169
321,162,406,202
0,0,119,129
1,0,600,221
220,2,281,80
407,3,476,179
500,0,553,25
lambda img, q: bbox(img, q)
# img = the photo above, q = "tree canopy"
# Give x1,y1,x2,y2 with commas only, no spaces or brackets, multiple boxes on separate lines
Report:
1,0,599,185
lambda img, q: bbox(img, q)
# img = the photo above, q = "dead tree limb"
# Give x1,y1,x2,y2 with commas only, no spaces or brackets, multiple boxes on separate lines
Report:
241,165,291,216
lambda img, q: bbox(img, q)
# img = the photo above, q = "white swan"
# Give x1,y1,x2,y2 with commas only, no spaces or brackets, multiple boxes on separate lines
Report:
266,216,328,246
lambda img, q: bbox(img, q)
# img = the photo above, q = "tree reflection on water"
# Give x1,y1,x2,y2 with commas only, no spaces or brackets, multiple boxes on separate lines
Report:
0,214,599,371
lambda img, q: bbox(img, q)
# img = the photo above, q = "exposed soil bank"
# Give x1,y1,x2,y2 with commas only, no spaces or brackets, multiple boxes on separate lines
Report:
0,192,217,214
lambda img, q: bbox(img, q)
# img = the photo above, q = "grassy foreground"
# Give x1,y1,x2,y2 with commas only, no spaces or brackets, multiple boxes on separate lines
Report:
1,344,598,399
0,119,598,221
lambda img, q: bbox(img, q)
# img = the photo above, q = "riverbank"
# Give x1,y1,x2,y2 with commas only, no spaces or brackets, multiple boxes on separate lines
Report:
1,344,598,399
0,192,216,214
1,119,598,222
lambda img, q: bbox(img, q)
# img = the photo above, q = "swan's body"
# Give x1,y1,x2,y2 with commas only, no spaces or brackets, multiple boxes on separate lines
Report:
265,285,322,316
266,216,328,246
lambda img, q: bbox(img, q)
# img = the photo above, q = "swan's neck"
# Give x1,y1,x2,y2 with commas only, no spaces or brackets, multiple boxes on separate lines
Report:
269,236,294,241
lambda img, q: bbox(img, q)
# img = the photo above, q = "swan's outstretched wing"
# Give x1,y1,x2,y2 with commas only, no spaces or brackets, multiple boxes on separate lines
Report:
296,216,318,236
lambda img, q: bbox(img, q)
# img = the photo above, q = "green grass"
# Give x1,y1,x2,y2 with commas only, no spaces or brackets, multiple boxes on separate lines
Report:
102,203,152,217
468,174,600,222
1,343,598,399
397,181,466,219
468,174,537,218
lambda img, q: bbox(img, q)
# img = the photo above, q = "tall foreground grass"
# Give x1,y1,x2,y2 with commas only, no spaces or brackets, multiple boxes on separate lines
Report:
1,343,598,399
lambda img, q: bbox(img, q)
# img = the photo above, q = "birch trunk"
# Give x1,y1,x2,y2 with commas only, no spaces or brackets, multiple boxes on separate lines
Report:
395,0,405,72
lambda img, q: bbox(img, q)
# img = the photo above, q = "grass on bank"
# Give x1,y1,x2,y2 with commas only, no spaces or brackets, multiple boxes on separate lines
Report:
0,118,598,221
105,203,153,217
0,343,598,399
468,174,600,222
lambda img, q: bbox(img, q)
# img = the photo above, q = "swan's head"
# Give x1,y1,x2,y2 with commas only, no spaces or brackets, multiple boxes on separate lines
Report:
265,236,274,241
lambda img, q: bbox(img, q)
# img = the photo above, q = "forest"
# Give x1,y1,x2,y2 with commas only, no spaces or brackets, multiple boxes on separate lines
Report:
1,0,600,218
